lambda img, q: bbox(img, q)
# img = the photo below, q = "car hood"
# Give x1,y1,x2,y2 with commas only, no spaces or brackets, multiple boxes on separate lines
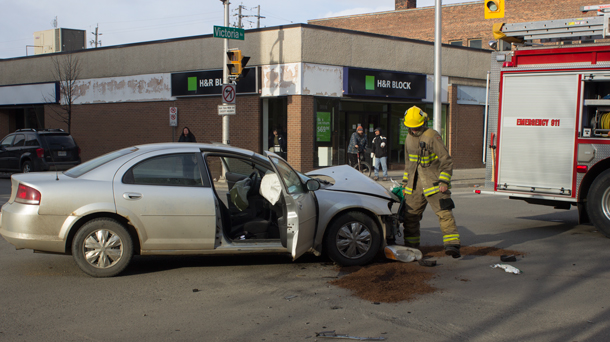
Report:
306,165,394,200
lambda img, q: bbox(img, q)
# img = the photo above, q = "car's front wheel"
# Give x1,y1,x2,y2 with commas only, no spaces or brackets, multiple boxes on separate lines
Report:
72,218,133,277
324,212,381,266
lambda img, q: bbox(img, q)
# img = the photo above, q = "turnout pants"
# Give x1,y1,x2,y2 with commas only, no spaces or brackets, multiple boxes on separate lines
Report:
402,175,460,247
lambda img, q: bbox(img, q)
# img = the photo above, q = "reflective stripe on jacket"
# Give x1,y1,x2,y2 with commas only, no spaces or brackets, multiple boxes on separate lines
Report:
402,127,453,197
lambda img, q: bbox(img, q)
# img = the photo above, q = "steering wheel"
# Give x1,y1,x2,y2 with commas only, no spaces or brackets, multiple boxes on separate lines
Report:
248,171,260,195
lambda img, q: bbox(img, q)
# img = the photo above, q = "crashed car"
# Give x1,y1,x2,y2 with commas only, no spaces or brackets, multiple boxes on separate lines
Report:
0,143,400,277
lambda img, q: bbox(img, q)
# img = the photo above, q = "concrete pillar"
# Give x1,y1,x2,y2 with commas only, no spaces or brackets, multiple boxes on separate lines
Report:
287,95,314,173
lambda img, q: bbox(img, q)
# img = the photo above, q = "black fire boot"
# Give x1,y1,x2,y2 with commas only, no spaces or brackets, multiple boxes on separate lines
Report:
444,245,461,258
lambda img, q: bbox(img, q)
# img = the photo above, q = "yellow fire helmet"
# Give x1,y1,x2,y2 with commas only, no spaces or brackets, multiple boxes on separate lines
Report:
404,106,427,128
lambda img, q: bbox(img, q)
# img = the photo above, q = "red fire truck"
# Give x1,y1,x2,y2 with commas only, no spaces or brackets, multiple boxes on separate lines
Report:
480,9,610,236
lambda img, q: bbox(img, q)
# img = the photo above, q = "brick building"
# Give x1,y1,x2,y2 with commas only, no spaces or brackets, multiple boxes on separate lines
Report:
310,0,610,49
0,24,489,172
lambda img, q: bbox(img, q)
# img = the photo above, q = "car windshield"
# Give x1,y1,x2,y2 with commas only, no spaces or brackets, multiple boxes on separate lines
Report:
65,147,138,178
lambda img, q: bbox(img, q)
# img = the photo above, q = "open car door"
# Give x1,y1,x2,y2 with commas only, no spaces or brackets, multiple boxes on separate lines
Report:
267,154,317,260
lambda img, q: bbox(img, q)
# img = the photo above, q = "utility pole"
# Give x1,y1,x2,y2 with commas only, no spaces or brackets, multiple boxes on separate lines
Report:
222,0,230,146
90,24,102,48
257,5,262,28
235,4,264,29
433,0,442,134
238,4,243,28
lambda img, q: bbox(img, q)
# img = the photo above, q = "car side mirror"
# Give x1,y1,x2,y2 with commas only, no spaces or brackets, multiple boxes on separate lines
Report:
306,179,321,191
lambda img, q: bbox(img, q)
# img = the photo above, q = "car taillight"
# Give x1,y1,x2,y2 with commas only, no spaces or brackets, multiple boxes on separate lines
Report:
36,148,44,158
15,184,41,205
78,147,81,156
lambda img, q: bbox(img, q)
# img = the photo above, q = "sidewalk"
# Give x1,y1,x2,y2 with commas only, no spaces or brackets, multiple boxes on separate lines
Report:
374,168,486,189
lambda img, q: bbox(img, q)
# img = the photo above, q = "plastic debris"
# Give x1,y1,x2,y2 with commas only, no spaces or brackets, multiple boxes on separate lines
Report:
418,258,437,267
491,263,522,274
384,245,422,263
500,254,517,262
284,295,297,300
316,331,386,341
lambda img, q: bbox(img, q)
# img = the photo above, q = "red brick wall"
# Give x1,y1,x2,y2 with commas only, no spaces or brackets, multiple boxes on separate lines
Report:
287,95,315,173
311,0,610,48
448,85,485,169
396,0,416,10
44,96,261,162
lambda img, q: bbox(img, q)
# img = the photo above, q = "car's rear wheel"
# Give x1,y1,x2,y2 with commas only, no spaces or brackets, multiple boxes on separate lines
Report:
72,218,133,277
324,212,381,266
22,160,32,173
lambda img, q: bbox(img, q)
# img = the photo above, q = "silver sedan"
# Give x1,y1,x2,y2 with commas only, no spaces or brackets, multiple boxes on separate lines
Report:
0,143,400,277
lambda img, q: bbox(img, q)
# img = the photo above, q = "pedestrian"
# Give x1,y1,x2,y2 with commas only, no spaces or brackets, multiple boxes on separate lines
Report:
371,127,388,181
178,127,197,142
347,125,367,169
401,106,461,258
268,128,287,159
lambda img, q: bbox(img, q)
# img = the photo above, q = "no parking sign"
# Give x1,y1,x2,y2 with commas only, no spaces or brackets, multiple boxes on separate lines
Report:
169,107,178,126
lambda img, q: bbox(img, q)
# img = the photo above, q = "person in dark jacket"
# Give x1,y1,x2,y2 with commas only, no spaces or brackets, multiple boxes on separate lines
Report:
347,125,367,168
178,127,197,142
268,129,287,159
178,127,197,178
371,127,388,181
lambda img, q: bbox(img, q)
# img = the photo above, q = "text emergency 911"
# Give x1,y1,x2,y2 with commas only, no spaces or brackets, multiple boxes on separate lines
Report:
516,118,561,126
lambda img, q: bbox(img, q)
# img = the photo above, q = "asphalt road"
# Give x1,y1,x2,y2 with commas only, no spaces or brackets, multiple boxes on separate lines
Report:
1,177,610,341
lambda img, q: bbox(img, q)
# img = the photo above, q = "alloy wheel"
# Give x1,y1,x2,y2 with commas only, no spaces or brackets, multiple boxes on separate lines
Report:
82,229,124,269
335,221,372,259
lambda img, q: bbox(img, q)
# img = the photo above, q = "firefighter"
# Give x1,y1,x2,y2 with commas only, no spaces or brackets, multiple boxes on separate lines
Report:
401,106,461,258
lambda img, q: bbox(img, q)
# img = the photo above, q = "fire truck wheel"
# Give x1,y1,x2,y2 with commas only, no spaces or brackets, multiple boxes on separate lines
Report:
587,169,610,238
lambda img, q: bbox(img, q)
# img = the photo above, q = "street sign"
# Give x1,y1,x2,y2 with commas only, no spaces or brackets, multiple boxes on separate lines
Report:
222,84,236,104
213,26,245,40
218,104,236,115
169,107,178,126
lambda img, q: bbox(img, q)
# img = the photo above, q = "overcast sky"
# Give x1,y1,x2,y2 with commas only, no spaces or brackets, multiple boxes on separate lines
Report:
1,0,478,59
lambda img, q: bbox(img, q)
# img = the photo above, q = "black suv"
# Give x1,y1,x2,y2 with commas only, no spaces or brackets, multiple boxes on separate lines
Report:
0,129,81,173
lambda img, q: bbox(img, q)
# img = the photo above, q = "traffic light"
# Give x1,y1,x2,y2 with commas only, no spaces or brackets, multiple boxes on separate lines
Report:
227,49,250,80
484,0,504,19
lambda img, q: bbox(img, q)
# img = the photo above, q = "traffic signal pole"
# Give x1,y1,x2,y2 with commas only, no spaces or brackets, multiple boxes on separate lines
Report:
222,0,230,146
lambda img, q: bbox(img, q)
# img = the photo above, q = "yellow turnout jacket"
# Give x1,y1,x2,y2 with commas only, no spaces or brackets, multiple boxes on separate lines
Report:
402,127,453,196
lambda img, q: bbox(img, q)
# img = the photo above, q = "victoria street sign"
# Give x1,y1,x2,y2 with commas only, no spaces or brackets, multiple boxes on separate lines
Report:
213,26,245,40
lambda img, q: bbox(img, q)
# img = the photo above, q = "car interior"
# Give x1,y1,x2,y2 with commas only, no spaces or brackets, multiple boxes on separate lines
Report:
205,154,287,245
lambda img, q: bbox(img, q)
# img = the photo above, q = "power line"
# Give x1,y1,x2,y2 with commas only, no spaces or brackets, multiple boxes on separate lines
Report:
234,4,265,28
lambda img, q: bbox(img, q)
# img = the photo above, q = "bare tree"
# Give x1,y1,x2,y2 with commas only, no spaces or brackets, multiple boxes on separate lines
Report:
48,54,81,133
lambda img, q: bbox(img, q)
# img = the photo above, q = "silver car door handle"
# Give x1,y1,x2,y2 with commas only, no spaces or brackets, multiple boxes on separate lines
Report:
123,192,142,200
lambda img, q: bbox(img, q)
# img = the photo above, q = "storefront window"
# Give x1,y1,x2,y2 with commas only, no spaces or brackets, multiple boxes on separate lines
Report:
314,98,339,167
312,99,447,168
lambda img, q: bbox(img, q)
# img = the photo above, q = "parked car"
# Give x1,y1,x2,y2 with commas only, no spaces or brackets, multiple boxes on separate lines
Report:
0,143,400,277
0,129,81,173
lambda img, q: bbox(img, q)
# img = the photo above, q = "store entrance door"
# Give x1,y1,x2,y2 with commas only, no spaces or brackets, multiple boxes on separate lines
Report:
344,112,384,165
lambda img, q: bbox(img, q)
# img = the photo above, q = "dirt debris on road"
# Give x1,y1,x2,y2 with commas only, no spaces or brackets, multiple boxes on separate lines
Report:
329,245,524,303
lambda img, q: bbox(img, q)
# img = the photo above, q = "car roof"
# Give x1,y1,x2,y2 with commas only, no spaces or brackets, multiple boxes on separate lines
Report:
132,142,261,157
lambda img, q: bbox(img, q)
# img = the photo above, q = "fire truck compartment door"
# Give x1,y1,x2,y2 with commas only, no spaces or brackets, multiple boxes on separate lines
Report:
498,73,577,195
